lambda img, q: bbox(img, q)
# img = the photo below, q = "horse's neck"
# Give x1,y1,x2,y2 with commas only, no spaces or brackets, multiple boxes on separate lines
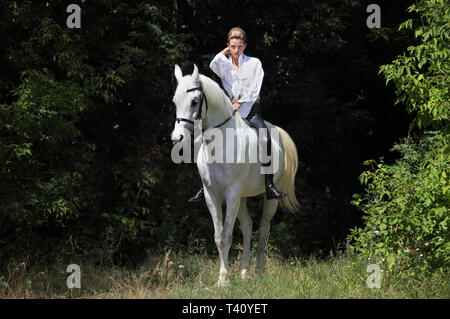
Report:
202,77,234,130
204,107,231,130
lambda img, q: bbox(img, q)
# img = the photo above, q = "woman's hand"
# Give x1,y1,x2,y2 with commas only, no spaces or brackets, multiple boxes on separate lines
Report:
232,102,241,111
220,47,230,56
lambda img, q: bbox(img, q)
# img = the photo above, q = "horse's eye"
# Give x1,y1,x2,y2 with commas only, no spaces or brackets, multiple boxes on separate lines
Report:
191,99,199,106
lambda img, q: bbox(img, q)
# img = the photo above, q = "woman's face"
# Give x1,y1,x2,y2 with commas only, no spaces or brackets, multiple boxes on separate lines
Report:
228,38,246,60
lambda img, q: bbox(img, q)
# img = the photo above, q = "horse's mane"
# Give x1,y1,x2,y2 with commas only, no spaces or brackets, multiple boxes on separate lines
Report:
199,74,248,127
199,74,233,111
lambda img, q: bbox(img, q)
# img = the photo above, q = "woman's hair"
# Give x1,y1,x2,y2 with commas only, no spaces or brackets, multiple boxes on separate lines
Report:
227,27,247,44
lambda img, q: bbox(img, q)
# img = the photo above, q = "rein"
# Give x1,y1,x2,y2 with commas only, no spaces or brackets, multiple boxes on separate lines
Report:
175,83,235,132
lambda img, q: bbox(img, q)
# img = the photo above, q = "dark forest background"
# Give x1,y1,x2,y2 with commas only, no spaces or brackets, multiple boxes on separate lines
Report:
0,0,424,267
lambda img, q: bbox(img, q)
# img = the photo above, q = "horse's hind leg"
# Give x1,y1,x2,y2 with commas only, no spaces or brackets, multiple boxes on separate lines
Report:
237,198,252,279
257,198,278,274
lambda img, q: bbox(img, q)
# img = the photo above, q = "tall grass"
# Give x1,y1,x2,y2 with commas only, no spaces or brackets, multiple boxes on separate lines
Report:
0,249,448,299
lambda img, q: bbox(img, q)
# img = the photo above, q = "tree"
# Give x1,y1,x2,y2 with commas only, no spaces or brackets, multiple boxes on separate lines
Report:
0,1,191,264
350,0,449,278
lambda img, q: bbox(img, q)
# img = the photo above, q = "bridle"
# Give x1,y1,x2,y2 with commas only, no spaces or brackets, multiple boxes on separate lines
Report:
175,82,235,133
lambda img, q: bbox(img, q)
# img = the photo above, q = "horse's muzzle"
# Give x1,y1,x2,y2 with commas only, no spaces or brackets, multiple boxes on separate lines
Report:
172,134,184,145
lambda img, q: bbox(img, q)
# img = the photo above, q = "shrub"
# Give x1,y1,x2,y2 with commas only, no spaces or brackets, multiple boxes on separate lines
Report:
350,131,449,278
349,0,449,279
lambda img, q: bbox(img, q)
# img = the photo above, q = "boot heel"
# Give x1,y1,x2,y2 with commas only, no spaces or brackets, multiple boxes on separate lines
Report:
264,174,287,200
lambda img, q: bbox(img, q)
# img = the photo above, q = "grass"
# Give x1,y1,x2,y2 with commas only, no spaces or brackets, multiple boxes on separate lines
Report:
0,249,448,299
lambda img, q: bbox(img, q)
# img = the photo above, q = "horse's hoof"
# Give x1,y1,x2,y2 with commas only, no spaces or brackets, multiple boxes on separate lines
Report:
240,269,248,279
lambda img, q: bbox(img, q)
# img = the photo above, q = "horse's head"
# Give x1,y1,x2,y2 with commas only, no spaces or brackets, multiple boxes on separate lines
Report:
171,64,205,145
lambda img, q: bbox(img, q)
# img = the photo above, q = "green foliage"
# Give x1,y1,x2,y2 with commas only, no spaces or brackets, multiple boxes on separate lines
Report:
0,0,416,267
350,132,449,277
0,1,190,265
379,0,450,129
351,0,449,279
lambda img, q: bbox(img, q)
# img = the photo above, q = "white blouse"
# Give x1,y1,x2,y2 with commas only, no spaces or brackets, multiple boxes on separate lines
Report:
209,53,264,118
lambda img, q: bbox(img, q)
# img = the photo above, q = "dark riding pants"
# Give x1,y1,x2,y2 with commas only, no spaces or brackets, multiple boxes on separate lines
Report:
245,103,271,165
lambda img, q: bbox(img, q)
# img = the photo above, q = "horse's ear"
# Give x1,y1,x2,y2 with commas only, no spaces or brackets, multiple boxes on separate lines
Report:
174,64,183,83
192,64,199,84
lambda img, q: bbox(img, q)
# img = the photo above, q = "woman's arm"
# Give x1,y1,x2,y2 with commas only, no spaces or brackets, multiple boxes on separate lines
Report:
209,48,234,78
220,47,230,56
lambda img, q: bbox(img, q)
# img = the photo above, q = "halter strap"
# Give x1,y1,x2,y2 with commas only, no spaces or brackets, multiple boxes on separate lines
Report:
175,83,235,132
186,86,202,93
187,84,208,121
175,117,195,125
175,84,206,125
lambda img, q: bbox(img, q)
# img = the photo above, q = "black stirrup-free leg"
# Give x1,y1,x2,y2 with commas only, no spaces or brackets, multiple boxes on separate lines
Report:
248,112,287,200
188,186,204,202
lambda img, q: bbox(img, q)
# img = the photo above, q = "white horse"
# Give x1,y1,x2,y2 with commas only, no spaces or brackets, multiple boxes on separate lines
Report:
171,64,299,286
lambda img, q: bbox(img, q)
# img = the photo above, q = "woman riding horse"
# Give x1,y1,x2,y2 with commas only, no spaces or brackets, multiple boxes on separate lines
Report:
188,27,286,202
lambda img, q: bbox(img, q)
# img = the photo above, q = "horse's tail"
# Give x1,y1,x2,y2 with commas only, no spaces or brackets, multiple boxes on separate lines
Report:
276,126,300,213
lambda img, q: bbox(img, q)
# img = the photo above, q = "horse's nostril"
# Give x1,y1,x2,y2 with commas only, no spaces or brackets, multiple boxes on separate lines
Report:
172,134,184,146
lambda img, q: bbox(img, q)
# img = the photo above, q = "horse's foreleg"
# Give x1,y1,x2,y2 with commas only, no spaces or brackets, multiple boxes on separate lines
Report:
218,193,241,286
203,188,226,285
237,198,252,279
257,198,278,274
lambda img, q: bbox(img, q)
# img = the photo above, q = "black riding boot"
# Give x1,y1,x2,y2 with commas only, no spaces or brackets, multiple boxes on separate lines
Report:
246,104,287,200
188,186,204,202
263,163,287,200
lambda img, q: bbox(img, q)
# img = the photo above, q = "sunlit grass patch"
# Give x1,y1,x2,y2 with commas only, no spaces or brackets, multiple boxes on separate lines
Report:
0,249,447,299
